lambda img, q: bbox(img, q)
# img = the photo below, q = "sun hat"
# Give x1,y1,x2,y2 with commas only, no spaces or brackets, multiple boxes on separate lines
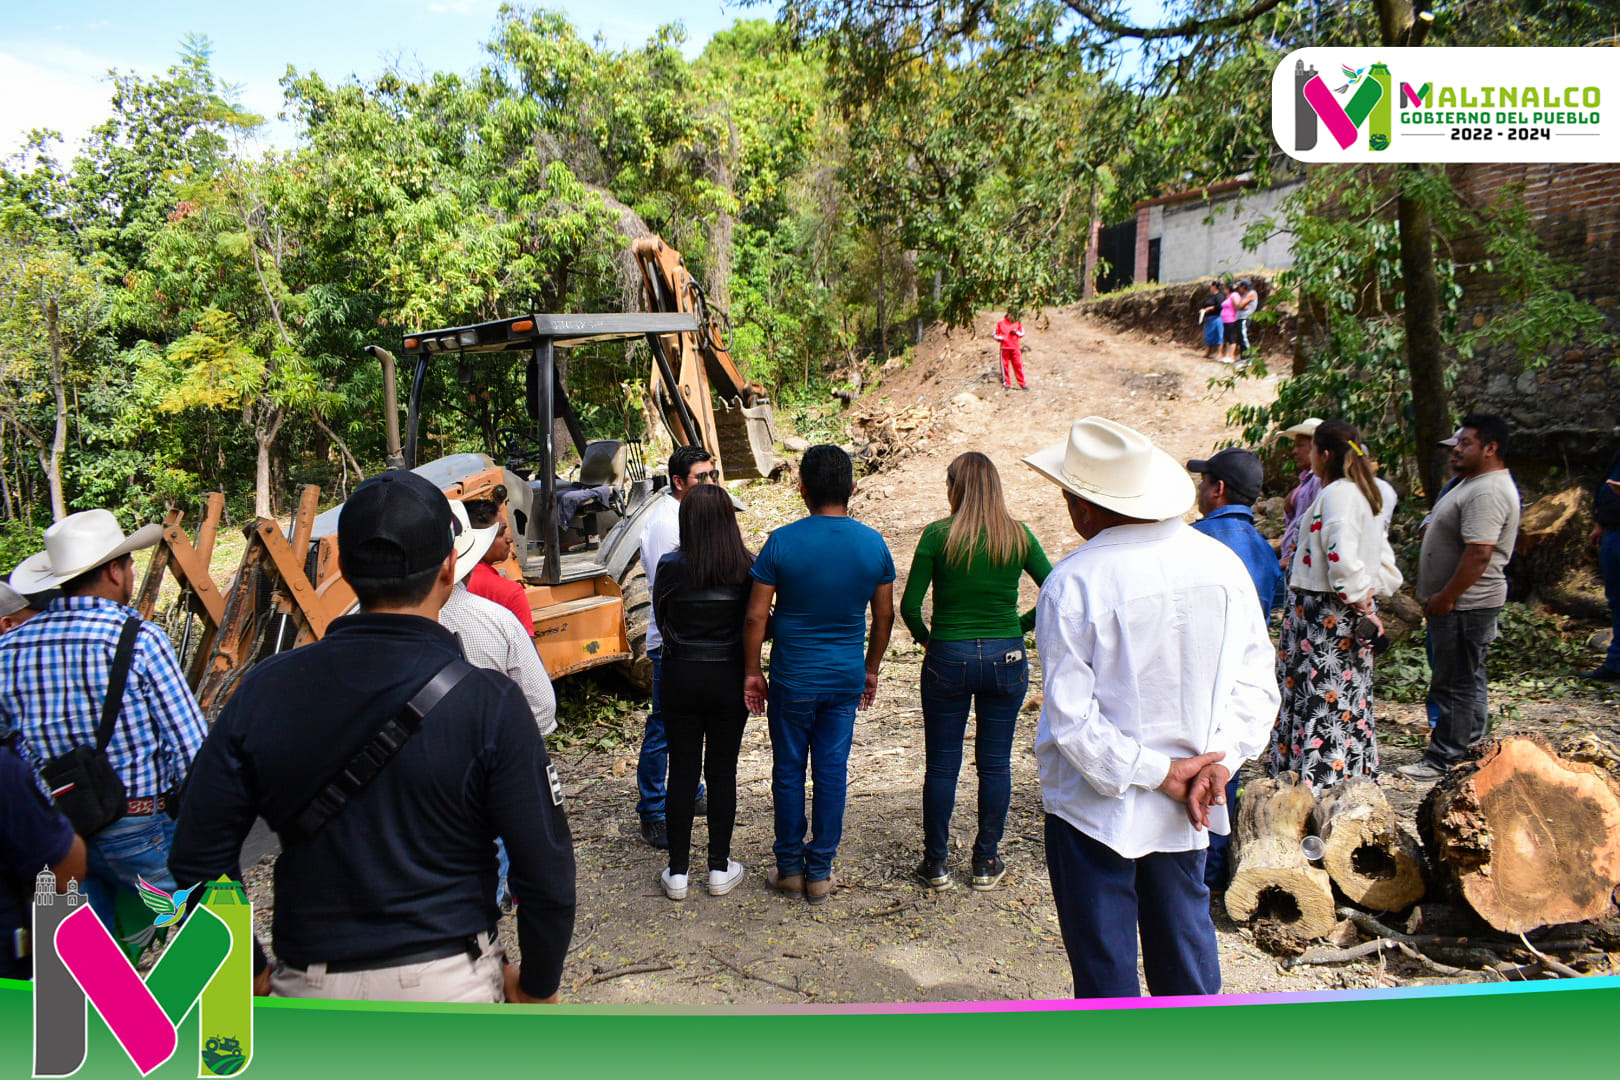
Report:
1279,417,1323,439
338,471,454,584
1187,447,1265,505
448,499,497,583
9,509,163,593
1023,416,1195,521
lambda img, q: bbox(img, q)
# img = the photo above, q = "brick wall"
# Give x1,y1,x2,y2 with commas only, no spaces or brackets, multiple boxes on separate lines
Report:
1446,163,1620,470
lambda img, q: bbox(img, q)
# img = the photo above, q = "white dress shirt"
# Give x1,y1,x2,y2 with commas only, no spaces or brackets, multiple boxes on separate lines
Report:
440,583,557,736
1034,517,1281,858
638,493,681,651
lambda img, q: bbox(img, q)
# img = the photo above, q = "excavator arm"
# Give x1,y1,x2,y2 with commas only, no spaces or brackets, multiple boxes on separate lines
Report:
632,236,778,480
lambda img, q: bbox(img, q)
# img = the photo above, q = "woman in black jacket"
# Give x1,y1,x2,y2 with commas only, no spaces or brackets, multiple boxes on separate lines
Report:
653,484,755,900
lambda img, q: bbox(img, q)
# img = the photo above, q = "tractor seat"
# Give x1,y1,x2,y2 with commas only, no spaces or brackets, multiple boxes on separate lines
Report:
579,440,627,488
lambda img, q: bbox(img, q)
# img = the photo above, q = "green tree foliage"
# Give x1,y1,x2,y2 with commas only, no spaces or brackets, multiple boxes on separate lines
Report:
0,3,1611,528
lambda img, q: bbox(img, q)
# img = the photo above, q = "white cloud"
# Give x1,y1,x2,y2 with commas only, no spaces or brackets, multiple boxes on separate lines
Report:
425,0,498,15
0,49,118,158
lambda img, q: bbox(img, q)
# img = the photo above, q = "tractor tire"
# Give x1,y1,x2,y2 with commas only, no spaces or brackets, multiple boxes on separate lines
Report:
616,561,654,694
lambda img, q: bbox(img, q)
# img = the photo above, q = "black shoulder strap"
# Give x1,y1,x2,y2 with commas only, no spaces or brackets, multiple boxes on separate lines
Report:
95,616,144,752
284,658,475,842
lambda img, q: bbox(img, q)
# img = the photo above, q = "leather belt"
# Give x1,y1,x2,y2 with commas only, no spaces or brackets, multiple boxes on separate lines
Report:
126,796,170,816
311,934,486,975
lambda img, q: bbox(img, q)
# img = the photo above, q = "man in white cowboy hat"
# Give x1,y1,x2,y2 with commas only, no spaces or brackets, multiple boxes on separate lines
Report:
1024,417,1280,998
440,499,556,738
438,498,557,909
0,509,207,933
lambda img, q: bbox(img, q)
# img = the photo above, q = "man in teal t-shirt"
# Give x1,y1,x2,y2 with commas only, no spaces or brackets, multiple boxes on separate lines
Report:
744,446,895,904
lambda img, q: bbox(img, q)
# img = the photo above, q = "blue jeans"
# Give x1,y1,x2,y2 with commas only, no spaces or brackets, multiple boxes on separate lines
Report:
767,684,862,882
637,648,703,821
86,813,178,930
1425,607,1501,767
919,638,1026,863
1602,530,1620,673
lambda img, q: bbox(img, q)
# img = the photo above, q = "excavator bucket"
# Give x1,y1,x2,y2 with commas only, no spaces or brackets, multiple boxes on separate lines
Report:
712,396,778,480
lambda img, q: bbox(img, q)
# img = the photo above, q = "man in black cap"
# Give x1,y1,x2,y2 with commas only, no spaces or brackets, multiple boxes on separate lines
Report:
171,471,575,1003
1187,446,1283,893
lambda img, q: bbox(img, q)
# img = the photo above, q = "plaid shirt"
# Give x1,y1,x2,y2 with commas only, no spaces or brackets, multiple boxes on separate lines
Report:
0,596,206,799
440,584,556,736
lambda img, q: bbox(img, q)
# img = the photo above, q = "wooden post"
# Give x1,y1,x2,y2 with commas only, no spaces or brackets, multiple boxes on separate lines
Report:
1311,778,1426,911
1226,773,1337,941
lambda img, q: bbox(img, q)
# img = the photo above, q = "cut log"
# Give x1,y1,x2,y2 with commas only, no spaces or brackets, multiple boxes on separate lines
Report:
1419,736,1620,934
1226,773,1337,940
1311,778,1427,911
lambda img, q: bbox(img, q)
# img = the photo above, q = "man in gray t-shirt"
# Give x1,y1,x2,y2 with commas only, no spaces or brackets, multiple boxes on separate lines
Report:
1398,415,1521,781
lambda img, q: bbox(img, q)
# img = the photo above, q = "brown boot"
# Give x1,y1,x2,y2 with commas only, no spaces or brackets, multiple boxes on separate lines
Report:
768,868,804,895
805,875,837,905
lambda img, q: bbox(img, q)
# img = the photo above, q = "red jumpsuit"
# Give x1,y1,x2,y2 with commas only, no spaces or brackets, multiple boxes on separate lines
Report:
994,317,1025,388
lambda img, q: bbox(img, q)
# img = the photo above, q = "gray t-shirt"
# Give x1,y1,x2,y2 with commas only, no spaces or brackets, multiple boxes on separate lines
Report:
1417,468,1520,609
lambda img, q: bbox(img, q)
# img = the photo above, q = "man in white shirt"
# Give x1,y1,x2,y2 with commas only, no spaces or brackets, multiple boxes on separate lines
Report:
440,500,556,736
1024,417,1280,998
634,445,718,849
440,499,559,909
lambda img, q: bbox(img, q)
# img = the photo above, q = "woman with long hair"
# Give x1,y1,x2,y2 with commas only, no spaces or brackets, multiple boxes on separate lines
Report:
653,484,755,900
1268,419,1402,789
900,452,1052,891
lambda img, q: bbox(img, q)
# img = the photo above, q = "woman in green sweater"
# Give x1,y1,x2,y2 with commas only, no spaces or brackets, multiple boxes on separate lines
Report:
901,452,1052,891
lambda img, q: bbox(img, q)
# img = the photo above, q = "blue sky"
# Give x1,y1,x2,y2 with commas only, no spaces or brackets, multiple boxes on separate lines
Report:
0,0,751,156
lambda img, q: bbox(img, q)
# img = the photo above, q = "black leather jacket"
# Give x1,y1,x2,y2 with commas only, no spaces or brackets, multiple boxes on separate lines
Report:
652,552,751,663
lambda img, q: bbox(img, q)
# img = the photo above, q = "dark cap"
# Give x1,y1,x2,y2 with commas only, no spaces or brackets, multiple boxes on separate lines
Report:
1187,447,1265,505
338,471,454,582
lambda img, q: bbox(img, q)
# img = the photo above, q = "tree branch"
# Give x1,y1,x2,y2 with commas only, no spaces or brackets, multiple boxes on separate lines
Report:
1063,0,1284,42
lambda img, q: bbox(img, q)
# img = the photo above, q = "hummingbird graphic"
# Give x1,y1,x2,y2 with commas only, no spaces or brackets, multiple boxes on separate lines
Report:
137,876,199,928
1334,64,1368,94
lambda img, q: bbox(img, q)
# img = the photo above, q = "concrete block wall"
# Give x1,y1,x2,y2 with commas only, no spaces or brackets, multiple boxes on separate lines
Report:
1150,181,1304,284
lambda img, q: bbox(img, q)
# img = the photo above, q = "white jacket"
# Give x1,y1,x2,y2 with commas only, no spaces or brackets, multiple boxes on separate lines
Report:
1288,479,1402,605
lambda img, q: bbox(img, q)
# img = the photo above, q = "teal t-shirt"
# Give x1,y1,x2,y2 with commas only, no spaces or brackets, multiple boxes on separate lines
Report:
751,515,896,694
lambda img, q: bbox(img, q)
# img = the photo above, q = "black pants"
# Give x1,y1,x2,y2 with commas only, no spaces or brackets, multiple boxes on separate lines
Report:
662,657,748,875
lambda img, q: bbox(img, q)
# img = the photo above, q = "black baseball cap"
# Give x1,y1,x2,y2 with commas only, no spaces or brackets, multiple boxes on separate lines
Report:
1187,448,1265,505
338,471,454,582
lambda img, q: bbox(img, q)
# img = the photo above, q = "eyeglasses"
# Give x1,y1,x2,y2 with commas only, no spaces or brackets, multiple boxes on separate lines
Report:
688,468,719,484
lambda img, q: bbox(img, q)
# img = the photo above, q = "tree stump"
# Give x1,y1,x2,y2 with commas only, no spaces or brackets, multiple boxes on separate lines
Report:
1226,773,1337,940
1311,778,1426,911
1420,736,1620,933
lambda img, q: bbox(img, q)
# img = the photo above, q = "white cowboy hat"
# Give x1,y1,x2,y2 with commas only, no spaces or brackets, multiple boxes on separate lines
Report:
1279,417,1323,439
448,499,497,584
9,509,163,593
1023,416,1194,522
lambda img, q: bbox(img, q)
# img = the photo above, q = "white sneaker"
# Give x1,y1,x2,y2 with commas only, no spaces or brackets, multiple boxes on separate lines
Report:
708,859,745,896
660,868,689,900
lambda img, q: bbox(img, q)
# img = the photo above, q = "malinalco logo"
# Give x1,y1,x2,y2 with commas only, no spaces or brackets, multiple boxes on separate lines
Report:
1294,60,1399,152
31,875,254,1077
1272,48,1620,164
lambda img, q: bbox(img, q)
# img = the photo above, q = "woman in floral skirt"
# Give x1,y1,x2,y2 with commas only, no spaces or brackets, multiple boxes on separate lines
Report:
1268,419,1402,789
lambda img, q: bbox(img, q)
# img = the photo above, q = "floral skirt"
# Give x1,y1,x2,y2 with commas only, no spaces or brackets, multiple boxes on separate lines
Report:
1266,588,1379,789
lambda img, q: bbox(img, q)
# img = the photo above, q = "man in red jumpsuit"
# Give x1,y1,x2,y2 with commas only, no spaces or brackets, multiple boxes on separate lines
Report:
994,313,1026,389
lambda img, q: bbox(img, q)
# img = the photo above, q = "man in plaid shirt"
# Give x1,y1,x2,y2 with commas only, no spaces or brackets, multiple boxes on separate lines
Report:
1,509,207,932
